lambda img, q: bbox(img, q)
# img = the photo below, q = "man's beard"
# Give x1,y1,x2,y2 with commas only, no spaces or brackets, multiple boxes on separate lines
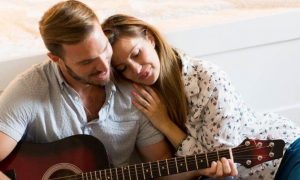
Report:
64,62,109,86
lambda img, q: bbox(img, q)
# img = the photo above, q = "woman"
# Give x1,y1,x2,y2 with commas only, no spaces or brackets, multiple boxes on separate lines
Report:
102,14,300,179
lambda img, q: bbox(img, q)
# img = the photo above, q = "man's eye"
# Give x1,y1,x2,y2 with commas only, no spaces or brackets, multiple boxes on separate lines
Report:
81,60,92,65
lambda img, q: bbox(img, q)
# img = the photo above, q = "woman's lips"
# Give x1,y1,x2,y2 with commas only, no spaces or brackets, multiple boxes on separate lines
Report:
138,64,151,80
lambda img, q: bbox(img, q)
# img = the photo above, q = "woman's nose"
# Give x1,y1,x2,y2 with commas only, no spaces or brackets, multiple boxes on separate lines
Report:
130,61,142,75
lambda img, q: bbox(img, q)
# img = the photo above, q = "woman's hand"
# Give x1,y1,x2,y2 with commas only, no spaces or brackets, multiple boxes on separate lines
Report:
131,83,171,132
131,83,187,148
198,158,238,178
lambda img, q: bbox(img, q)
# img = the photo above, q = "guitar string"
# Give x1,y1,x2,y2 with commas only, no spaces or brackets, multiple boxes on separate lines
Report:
50,157,272,180
48,144,276,180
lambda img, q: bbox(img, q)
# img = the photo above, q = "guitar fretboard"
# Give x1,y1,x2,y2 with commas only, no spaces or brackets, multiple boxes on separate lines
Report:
77,149,231,180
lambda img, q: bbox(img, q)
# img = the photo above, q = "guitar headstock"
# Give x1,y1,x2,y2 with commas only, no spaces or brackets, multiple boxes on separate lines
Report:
233,139,285,168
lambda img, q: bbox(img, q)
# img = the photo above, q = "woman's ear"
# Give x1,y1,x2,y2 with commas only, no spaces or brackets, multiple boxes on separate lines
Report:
47,52,60,63
145,31,156,47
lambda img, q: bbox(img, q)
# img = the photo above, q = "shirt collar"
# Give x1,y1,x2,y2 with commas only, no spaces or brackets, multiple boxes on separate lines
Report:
51,61,66,89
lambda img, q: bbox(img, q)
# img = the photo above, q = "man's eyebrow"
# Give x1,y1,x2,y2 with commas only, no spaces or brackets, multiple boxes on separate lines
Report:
79,41,110,63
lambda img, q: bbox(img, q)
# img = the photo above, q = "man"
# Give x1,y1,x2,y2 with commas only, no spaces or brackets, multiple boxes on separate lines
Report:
0,1,235,179
0,0,171,176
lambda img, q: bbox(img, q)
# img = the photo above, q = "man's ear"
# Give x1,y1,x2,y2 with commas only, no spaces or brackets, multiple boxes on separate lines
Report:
47,52,60,63
145,31,156,48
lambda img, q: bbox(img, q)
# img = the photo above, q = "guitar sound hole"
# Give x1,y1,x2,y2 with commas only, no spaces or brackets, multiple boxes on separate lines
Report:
49,169,76,178
42,163,82,180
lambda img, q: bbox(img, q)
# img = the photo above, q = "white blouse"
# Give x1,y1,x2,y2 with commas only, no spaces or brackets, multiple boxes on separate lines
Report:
176,52,300,179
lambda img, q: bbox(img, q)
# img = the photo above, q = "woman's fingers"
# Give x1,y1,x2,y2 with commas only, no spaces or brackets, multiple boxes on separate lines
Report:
132,84,154,104
131,91,150,109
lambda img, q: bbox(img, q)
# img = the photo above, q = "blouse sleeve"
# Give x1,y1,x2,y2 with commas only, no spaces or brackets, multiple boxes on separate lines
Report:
176,59,255,156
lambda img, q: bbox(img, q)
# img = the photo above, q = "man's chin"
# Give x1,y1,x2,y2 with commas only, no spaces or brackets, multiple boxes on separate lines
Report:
89,78,110,86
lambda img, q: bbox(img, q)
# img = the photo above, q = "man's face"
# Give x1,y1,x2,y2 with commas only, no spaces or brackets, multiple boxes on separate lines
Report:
59,23,113,86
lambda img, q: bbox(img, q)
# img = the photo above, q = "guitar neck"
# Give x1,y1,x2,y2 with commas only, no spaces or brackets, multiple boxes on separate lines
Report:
78,149,232,179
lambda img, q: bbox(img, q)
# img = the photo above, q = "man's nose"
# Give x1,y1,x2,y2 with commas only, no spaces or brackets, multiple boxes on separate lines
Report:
95,55,108,71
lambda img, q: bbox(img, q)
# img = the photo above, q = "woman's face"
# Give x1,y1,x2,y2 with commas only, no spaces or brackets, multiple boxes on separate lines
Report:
111,35,160,85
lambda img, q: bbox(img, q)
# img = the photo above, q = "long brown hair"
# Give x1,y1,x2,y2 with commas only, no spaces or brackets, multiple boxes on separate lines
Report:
102,14,188,131
39,0,99,58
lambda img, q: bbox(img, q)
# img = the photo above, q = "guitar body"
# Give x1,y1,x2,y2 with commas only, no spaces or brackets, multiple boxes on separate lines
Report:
0,135,109,180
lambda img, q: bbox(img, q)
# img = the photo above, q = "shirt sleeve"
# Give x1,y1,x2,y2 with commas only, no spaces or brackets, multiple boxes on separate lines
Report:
0,77,36,142
177,60,250,156
136,112,165,147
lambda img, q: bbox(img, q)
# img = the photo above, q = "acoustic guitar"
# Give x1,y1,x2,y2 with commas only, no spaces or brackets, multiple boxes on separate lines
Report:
0,135,285,180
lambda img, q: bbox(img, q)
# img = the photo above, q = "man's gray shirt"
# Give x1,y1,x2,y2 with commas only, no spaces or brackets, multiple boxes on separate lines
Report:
0,60,164,166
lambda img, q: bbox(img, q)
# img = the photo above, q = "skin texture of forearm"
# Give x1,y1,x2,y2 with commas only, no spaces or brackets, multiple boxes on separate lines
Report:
160,119,187,149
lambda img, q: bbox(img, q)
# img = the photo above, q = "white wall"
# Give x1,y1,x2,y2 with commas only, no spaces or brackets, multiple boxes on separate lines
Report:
165,10,300,125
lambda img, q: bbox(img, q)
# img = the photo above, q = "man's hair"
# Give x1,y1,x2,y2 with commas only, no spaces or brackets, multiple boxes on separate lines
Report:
39,0,99,58
102,14,188,131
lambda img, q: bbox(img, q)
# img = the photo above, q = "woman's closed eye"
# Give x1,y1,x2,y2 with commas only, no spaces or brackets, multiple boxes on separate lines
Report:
116,65,127,72
131,49,140,59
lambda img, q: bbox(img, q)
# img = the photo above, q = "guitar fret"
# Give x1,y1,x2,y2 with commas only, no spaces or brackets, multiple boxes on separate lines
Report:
217,150,219,160
205,153,209,167
194,155,199,169
135,164,138,180
90,171,93,179
128,165,131,180
129,165,138,180
121,166,125,180
94,171,97,179
166,159,170,175
149,162,153,178
175,157,179,173
115,168,118,180
166,158,178,175
184,156,188,171
186,155,197,171
142,163,146,180
177,157,186,173
142,162,152,179
158,159,168,177
110,168,113,180
105,169,107,180
111,168,117,180
196,154,207,169
157,161,161,176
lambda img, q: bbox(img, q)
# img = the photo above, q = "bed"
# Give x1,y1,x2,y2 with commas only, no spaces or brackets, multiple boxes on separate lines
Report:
1,0,300,124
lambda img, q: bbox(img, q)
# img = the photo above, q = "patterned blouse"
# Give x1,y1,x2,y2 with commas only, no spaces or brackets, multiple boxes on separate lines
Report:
176,52,300,179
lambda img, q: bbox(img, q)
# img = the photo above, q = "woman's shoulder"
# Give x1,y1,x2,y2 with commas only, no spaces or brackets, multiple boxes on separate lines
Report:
176,49,225,80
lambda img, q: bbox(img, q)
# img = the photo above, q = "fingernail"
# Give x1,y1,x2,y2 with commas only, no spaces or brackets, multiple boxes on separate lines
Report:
131,91,137,96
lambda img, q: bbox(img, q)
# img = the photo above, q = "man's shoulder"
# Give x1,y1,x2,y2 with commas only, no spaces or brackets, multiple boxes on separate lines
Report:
2,61,56,97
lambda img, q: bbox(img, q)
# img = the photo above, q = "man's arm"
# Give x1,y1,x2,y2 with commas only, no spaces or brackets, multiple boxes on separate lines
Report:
0,131,17,179
0,131,17,161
